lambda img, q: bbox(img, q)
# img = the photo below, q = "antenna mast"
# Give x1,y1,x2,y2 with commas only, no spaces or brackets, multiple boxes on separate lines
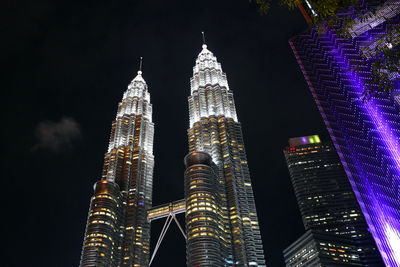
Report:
201,31,206,44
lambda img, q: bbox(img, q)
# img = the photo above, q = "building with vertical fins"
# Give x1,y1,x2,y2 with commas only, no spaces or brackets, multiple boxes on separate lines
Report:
283,135,383,266
289,2,400,266
80,69,154,266
187,43,266,266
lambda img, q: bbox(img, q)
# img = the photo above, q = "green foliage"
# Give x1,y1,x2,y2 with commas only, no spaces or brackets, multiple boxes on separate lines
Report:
363,26,400,101
249,0,271,14
251,0,399,100
251,0,359,16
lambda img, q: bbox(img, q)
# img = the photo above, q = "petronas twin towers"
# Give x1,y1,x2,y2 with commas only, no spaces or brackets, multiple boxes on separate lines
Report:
80,42,265,266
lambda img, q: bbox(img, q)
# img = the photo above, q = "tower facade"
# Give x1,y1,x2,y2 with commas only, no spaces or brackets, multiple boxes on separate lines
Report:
289,3,400,265
80,70,155,266
283,135,383,265
184,151,226,266
283,230,364,266
187,44,265,266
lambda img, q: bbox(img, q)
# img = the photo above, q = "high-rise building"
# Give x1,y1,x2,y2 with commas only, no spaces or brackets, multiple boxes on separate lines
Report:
184,151,227,266
283,230,364,266
187,43,266,266
283,135,383,266
289,2,400,265
80,42,267,266
80,69,154,266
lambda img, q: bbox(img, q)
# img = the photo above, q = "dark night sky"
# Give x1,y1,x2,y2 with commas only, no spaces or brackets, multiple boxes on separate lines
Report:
4,0,330,266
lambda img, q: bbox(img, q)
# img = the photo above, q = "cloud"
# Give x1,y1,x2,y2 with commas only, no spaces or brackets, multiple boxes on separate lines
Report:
33,117,81,153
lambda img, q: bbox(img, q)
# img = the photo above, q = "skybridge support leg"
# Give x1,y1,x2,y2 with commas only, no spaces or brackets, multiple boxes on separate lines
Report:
149,214,173,266
149,212,186,266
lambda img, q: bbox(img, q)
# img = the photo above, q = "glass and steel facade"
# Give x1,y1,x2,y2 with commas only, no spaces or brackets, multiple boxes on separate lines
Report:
184,151,226,266
283,230,364,266
80,180,124,266
80,70,155,266
80,44,267,266
283,135,383,266
187,44,265,266
289,2,400,265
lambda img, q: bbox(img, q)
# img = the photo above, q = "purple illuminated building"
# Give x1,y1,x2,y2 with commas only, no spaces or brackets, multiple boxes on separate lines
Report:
289,2,400,266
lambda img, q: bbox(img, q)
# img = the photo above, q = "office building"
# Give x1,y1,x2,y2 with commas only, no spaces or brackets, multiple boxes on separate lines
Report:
284,230,363,266
283,135,383,265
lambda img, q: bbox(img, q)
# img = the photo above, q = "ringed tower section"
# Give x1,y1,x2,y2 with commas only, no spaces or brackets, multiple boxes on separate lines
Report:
80,66,155,267
103,68,155,266
187,42,266,266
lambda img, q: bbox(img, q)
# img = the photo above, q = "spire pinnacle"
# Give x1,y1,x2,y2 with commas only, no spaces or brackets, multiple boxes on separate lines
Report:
138,57,143,75
201,31,207,49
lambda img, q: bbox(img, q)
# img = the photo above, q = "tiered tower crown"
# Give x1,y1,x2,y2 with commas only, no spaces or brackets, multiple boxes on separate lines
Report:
191,44,229,92
189,45,237,127
107,70,153,154
118,70,151,118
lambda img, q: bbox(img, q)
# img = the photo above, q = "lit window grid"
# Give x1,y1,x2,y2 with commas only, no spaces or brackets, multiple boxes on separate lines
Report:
284,230,364,266
283,139,383,265
184,153,226,266
80,72,155,267
187,45,265,266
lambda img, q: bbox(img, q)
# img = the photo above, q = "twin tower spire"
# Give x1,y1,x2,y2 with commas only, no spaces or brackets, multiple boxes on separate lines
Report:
80,36,266,267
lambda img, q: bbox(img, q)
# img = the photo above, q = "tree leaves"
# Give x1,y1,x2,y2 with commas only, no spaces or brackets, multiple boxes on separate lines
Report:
251,0,399,100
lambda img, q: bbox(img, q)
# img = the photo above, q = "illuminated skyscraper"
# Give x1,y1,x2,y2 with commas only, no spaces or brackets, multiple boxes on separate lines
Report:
80,69,154,266
187,43,266,266
289,2,400,265
184,151,227,266
284,230,365,266
80,43,267,266
283,135,383,266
